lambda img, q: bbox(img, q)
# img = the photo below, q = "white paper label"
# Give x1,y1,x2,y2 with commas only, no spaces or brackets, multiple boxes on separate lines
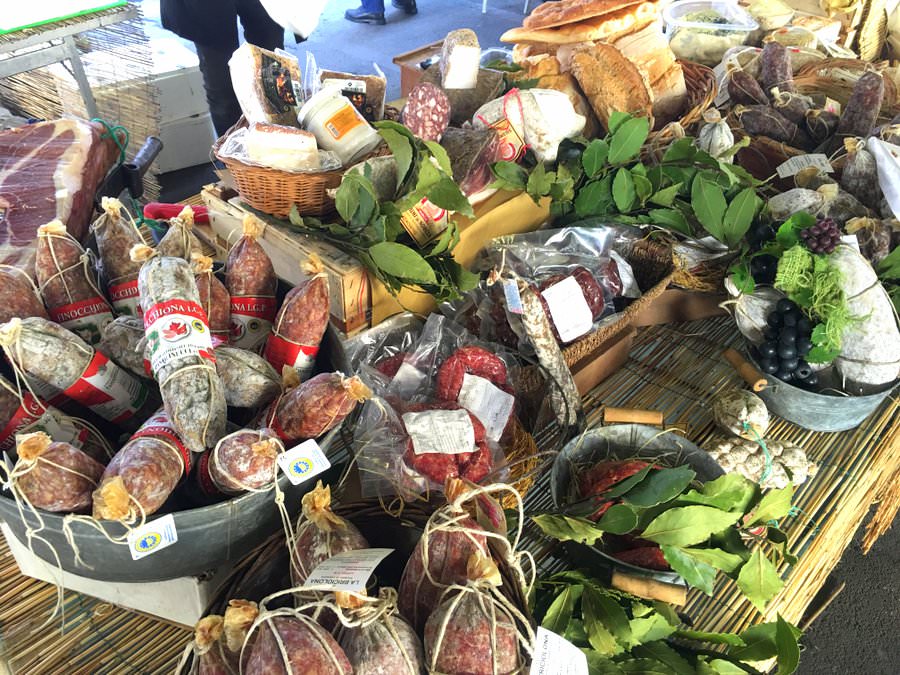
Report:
776,153,834,179
323,78,366,95
824,97,841,115
529,627,589,675
127,514,178,561
457,373,514,442
541,275,594,343
503,279,524,315
303,548,394,591
840,234,861,253
277,439,331,486
402,409,475,455
390,362,427,398
869,139,900,220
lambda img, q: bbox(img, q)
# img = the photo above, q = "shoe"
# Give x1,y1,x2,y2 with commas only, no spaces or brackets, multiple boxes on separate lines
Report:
344,7,386,24
392,0,418,14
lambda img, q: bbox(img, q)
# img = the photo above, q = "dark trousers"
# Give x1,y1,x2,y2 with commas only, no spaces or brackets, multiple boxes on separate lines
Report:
361,0,386,11
195,0,284,137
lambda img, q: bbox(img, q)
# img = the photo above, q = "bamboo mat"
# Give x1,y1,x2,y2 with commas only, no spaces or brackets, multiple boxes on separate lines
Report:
0,316,896,673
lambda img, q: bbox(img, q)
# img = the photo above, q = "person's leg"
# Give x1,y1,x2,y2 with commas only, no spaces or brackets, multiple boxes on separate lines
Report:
391,0,418,14
194,43,243,137
345,0,387,24
236,0,285,50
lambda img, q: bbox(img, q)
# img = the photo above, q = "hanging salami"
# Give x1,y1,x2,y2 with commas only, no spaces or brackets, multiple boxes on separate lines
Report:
226,214,277,351
91,197,146,317
192,254,232,346
34,220,114,345
98,315,150,379
156,206,204,260
263,256,330,381
133,245,227,453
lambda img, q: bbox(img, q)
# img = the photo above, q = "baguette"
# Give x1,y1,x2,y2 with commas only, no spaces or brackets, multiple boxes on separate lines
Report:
502,2,659,45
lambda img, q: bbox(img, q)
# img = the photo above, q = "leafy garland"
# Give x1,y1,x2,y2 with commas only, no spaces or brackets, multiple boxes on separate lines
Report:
533,466,796,611
489,112,764,249
534,570,802,674
290,122,478,302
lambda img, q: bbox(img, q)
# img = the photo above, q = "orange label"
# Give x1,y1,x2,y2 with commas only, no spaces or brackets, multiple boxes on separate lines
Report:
400,198,449,247
325,104,365,140
491,118,525,162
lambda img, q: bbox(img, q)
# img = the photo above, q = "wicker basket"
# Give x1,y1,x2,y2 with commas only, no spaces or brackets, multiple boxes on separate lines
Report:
645,60,718,156
212,118,343,219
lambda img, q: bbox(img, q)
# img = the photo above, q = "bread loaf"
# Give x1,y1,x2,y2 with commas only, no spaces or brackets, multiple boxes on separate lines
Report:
502,2,659,45
650,63,688,125
246,123,320,171
320,69,387,121
613,22,675,85
441,29,481,89
524,0,644,30
513,54,601,138
571,42,654,129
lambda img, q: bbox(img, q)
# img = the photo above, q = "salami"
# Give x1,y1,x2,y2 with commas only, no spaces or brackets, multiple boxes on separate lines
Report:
726,69,769,106
226,214,277,351
263,257,330,381
191,615,233,675
156,206,204,261
98,315,149,379
836,71,885,138
401,82,451,142
290,481,368,585
34,220,114,345
134,245,227,453
192,255,232,345
244,614,352,675
265,372,370,442
223,599,259,671
436,346,508,401
91,197,145,316
13,431,104,513
92,408,191,521
0,317,153,431
760,41,794,96
215,346,281,409
196,428,283,496
0,264,48,325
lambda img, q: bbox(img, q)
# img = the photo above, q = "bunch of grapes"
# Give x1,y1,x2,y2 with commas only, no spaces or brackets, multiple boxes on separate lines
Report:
755,299,819,389
800,218,841,254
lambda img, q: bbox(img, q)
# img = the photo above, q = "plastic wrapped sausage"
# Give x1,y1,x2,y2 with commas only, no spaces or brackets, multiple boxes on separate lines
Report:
92,408,192,521
214,346,281,409
244,613,352,675
156,206,204,261
0,264,48,325
263,257,330,381
196,428,283,496
264,372,370,442
91,197,146,316
0,317,153,431
192,255,231,346
290,482,369,585
34,220,114,345
98,316,150,379
133,246,227,453
226,214,277,350
12,431,104,513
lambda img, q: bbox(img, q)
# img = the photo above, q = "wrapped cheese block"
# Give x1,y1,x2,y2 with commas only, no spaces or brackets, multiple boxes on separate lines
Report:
229,43,302,127
246,123,320,171
441,29,481,89
319,69,387,121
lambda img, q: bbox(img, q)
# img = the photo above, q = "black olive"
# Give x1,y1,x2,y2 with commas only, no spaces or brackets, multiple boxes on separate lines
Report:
797,317,811,334
767,313,783,328
777,299,798,314
796,337,812,355
759,342,778,358
800,372,819,388
779,330,797,345
782,312,798,327
778,344,797,360
794,363,813,380
759,357,779,374
781,357,799,372
775,369,795,382
763,327,779,341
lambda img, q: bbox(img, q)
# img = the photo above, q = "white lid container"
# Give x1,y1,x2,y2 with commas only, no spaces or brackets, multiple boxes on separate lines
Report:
298,87,381,166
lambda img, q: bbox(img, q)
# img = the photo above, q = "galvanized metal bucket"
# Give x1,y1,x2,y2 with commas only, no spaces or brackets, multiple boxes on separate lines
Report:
550,424,724,585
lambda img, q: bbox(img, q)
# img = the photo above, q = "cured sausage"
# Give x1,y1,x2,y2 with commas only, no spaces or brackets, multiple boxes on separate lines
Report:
98,315,149,379
13,431,104,513
156,206,204,260
226,214,277,350
244,614,352,675
402,82,451,142
0,317,153,431
196,428,283,496
263,257,330,381
190,615,232,675
264,372,370,442
214,346,281,409
0,265,48,325
34,220,114,345
91,197,145,316
759,41,794,96
192,254,232,345
133,245,227,453
92,408,192,521
837,71,885,138
435,346,508,400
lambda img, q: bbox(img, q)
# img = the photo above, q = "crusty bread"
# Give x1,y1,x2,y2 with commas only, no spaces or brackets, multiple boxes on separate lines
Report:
570,42,654,130
523,0,644,31
514,54,601,138
502,2,659,45
650,62,688,125
612,22,675,85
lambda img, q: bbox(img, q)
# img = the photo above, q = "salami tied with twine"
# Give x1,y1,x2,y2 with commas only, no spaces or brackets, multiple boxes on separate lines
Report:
215,346,281,409
192,254,232,345
92,408,192,522
156,206,204,261
196,428,284,497
91,197,145,316
132,244,227,453
98,315,150,379
0,316,153,432
177,599,260,675
227,214,277,350
263,255,330,381
35,220,114,345
0,264,48,325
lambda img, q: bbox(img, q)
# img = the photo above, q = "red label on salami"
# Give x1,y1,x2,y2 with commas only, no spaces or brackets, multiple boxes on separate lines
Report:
230,295,277,350
263,333,318,380
108,279,143,317
132,410,193,474
143,299,216,376
0,393,45,452
63,351,150,425
195,451,222,496
49,296,115,345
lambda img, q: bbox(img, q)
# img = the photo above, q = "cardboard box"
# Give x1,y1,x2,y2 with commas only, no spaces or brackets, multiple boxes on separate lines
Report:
569,325,637,395
1,524,230,628
392,40,443,97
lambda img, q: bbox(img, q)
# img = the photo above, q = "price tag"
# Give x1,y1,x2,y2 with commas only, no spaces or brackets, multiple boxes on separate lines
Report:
776,154,834,179
503,279,524,314
541,276,594,343
458,374,515,442
402,409,475,455
277,439,331,486
529,627,588,675
303,548,394,591
127,514,178,561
